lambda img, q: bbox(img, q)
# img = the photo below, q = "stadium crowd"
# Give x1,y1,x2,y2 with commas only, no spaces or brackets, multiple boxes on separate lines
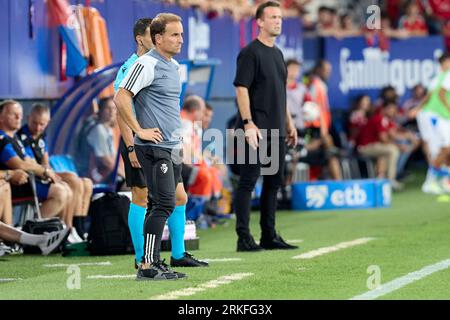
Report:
161,0,450,50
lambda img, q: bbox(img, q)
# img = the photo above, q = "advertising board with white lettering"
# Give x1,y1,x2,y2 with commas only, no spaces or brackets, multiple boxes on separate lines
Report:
291,179,392,211
324,36,444,109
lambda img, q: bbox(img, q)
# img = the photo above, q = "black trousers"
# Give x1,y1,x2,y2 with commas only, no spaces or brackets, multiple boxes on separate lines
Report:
135,145,182,264
234,136,286,240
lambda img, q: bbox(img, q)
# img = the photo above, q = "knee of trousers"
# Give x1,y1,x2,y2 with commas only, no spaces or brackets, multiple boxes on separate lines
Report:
387,144,400,159
152,196,176,218
238,175,259,192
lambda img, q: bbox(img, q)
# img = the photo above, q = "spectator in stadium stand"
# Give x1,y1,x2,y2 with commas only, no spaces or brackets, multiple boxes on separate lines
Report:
286,59,307,133
384,0,408,26
380,11,410,38
374,85,400,110
419,0,450,28
17,103,93,240
348,94,373,148
316,6,340,36
202,102,214,131
308,59,332,134
233,1,298,252
338,13,363,37
0,100,76,234
86,97,122,184
400,84,427,129
419,0,450,47
356,101,404,191
389,113,421,180
287,59,342,181
0,169,28,226
398,1,429,36
181,96,222,204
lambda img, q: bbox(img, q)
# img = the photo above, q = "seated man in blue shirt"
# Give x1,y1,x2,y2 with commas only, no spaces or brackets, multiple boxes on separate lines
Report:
18,103,93,241
0,100,75,237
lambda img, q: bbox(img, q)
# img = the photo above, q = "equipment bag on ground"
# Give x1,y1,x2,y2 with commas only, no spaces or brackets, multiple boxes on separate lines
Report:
87,192,133,255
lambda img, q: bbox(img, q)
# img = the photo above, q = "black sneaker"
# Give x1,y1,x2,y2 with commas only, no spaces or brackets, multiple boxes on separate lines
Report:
237,235,264,252
260,234,298,250
136,260,182,281
160,259,187,279
171,252,209,267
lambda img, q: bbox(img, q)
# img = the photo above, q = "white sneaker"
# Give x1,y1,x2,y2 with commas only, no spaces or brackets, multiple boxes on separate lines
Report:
67,228,84,244
422,179,444,195
39,228,70,256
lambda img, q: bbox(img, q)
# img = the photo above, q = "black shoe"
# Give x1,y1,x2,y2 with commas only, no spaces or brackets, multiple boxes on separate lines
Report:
260,234,298,250
136,259,185,281
134,260,139,270
171,252,209,267
237,235,264,252
160,259,187,278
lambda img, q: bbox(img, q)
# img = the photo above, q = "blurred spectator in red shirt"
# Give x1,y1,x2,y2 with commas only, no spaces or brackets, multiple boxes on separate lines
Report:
398,1,428,36
348,94,372,146
357,101,403,190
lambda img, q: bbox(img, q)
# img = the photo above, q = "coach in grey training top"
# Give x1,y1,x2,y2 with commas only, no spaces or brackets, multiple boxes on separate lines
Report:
119,49,182,149
114,13,188,281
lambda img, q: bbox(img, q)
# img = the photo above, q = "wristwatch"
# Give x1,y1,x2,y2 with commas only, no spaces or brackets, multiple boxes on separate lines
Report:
127,145,135,153
243,119,253,125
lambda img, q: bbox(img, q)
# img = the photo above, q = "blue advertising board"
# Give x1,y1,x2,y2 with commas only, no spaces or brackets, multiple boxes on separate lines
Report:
324,36,445,109
291,179,391,211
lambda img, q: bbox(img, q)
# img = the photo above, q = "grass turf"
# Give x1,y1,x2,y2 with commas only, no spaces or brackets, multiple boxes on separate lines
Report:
1,173,449,300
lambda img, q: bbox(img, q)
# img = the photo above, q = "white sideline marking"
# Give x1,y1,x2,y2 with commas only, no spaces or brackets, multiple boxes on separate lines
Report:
203,258,242,262
150,273,254,300
351,259,450,300
0,278,22,282
287,239,304,244
292,237,375,259
87,274,135,279
43,261,112,268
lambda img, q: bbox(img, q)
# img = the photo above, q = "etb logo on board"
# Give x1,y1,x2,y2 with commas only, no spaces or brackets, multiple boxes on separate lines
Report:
306,184,368,209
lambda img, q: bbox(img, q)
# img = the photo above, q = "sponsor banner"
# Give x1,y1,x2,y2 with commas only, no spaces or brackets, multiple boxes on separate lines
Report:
375,179,392,208
324,36,445,109
291,179,391,211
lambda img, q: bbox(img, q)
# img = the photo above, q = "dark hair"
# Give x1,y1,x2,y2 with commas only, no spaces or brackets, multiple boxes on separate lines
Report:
318,6,329,13
205,102,213,111
150,13,182,45
133,18,153,44
98,97,114,114
183,95,203,112
313,59,329,74
0,100,20,114
255,1,281,20
438,52,450,64
31,103,50,116
286,58,301,68
379,85,396,99
383,100,398,108
351,94,370,111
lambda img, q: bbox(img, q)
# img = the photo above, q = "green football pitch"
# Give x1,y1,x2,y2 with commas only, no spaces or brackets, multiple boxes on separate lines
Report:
1,173,450,300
